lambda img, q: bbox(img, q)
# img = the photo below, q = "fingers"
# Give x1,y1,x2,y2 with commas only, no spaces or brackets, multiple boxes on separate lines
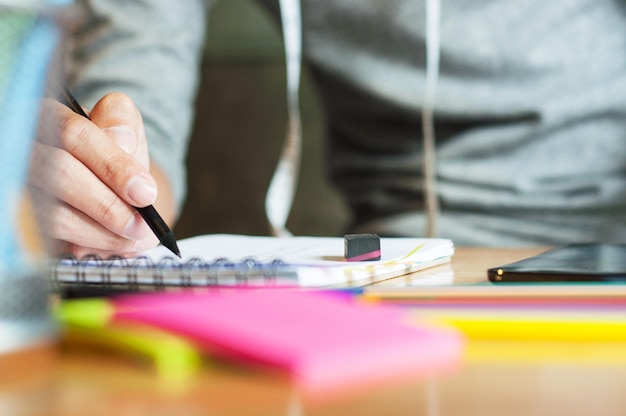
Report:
29,142,153,241
29,186,158,258
32,92,158,257
40,94,156,208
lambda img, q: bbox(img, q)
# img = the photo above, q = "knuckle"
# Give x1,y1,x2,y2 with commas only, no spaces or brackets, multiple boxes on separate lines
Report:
101,151,144,192
57,115,89,153
48,150,74,194
102,152,133,182
47,204,74,241
96,193,127,231
50,148,69,176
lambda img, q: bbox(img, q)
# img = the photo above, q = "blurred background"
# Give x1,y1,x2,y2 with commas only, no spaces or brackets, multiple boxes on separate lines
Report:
174,0,350,240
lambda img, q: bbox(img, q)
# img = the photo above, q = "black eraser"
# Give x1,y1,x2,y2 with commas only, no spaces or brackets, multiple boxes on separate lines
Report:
344,233,381,262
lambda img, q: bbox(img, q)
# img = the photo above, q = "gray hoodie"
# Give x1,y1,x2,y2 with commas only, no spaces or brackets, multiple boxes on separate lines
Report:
70,0,626,246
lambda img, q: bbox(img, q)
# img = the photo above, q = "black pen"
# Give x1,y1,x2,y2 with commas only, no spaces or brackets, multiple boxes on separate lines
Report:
57,85,181,258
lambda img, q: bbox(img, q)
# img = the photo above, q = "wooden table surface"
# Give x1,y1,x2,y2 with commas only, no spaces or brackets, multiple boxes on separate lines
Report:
2,247,626,416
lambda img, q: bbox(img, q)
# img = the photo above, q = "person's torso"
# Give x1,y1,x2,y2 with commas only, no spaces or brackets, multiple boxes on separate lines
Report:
257,0,626,244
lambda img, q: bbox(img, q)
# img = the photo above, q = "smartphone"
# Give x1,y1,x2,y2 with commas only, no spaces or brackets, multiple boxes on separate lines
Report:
488,243,626,283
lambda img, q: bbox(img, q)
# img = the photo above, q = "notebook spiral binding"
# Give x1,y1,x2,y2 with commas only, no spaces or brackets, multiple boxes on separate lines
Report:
52,253,291,289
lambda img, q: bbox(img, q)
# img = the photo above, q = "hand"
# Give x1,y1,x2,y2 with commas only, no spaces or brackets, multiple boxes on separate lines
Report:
30,92,160,258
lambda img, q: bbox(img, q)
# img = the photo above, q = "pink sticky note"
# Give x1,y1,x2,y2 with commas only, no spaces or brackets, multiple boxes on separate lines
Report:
111,290,464,395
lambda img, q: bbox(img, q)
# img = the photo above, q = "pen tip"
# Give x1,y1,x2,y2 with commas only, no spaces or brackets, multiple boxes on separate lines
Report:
161,232,181,259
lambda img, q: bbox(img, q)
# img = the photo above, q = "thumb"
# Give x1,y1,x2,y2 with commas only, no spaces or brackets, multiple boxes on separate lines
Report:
90,92,150,168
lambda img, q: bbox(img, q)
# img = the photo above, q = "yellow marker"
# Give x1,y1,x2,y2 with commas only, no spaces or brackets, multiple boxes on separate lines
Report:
465,339,626,366
413,309,626,342
404,309,626,366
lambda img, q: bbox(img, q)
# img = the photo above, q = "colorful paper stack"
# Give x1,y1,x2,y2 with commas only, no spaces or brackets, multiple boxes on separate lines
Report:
56,289,464,396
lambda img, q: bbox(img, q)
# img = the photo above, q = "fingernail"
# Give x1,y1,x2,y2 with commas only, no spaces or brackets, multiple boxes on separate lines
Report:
126,175,157,207
103,126,136,154
124,212,152,240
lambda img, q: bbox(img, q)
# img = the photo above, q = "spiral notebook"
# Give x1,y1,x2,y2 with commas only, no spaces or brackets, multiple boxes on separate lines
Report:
53,234,454,289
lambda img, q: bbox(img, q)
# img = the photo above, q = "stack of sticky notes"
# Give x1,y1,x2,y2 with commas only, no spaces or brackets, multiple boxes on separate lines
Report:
56,289,464,395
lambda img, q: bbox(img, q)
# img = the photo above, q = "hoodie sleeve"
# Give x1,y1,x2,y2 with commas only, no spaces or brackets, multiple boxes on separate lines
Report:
67,0,209,214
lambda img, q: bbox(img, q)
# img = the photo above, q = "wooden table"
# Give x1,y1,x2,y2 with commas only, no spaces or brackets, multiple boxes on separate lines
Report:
2,247,626,416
